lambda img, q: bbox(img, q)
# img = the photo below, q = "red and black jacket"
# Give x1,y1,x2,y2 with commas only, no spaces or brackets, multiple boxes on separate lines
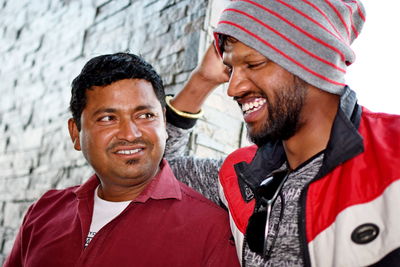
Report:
219,93,400,266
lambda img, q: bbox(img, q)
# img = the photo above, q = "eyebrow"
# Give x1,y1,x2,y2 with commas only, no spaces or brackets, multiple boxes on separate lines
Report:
222,60,231,67
223,51,265,66
92,108,116,117
91,105,156,117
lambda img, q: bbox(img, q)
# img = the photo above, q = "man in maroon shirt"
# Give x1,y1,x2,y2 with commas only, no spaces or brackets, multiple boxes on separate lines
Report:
4,53,239,267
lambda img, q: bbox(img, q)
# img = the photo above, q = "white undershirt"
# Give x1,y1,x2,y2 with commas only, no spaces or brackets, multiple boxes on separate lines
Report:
85,186,131,247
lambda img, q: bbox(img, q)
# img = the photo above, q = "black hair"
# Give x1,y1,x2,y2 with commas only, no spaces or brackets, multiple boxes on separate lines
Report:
217,34,237,55
70,52,165,130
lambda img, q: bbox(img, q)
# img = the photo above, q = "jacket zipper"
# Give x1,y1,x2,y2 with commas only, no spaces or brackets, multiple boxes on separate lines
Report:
299,158,331,267
299,181,312,267
242,234,247,266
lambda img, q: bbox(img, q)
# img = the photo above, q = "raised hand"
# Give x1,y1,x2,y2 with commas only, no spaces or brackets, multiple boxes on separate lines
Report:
170,43,229,114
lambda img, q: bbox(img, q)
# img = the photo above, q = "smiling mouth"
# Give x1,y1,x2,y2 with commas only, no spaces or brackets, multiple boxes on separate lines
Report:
115,148,143,155
241,98,267,115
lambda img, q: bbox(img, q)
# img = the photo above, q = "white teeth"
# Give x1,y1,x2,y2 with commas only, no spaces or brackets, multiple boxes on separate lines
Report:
241,98,266,114
116,149,142,155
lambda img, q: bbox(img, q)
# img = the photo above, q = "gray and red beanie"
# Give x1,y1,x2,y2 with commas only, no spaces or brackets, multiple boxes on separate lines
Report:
214,0,366,95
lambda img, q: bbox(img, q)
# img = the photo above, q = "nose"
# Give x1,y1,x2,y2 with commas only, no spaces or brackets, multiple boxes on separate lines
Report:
227,68,251,98
117,119,142,141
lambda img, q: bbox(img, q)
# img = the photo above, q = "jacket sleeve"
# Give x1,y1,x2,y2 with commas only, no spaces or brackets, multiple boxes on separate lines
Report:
165,116,224,205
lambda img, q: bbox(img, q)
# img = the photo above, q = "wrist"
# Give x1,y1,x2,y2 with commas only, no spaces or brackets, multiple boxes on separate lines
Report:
190,69,223,90
166,95,204,119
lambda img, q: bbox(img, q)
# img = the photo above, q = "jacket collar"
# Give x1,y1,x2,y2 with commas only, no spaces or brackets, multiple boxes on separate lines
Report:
234,86,364,200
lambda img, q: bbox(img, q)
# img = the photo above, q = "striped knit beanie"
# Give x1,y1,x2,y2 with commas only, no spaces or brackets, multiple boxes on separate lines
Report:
214,0,366,95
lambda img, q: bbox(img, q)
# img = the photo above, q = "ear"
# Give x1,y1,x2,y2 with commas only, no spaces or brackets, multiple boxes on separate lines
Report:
162,107,166,123
68,118,81,151
163,107,168,140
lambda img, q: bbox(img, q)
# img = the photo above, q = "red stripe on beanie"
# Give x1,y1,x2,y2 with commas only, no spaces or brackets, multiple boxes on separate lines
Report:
275,0,347,42
225,8,346,73
324,0,351,40
347,0,366,21
301,0,346,43
343,2,359,38
239,0,346,61
218,20,347,87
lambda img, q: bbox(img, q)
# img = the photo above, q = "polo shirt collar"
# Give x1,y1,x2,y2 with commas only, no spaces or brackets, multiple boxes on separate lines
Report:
134,159,182,203
74,159,182,202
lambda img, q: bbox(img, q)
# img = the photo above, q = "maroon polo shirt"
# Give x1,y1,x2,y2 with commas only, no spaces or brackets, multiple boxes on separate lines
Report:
5,160,239,267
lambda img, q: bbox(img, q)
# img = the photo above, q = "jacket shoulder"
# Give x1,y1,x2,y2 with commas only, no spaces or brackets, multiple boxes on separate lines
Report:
219,145,258,234
361,107,400,131
220,145,258,176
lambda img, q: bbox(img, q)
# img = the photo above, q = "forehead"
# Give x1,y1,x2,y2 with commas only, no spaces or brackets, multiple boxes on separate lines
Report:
222,39,266,62
85,79,161,110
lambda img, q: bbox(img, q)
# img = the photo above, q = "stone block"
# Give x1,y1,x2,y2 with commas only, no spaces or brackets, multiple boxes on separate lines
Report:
193,120,217,141
1,176,29,202
202,105,242,130
161,3,187,22
195,132,226,154
194,143,226,158
183,31,200,71
3,202,28,227
208,0,230,27
26,0,51,18
174,71,189,84
56,165,93,189
1,0,27,15
95,0,130,22
1,150,33,178
204,86,244,120
83,21,130,56
92,0,111,7
0,89,15,112
0,138,6,155
150,19,171,36
144,0,170,14
1,226,20,262
17,128,42,151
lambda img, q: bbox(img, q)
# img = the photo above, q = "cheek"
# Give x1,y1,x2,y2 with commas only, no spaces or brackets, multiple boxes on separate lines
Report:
250,67,293,92
144,125,167,151
249,72,274,93
155,128,167,149
80,128,115,153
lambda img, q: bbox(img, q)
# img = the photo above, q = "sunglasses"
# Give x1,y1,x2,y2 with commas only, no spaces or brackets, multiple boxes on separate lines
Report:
245,169,290,257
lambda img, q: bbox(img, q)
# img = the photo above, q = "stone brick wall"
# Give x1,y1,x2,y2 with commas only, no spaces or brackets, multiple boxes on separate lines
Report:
0,0,244,262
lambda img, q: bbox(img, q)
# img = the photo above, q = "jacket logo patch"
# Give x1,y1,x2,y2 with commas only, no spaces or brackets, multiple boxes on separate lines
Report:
351,223,379,244
238,178,254,202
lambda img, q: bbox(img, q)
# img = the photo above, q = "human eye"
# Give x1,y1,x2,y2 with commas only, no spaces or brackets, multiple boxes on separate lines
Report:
247,61,266,69
222,61,233,77
226,65,233,76
137,113,156,120
97,115,115,122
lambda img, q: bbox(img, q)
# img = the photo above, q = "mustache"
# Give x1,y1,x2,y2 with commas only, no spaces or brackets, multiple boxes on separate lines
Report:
233,92,268,102
107,138,149,152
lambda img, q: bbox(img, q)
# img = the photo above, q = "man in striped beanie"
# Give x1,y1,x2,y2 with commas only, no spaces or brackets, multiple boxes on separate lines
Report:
166,0,400,266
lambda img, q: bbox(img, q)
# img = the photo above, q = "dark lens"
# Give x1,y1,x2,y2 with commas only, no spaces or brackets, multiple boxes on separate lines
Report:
246,170,288,255
246,209,267,254
257,171,287,200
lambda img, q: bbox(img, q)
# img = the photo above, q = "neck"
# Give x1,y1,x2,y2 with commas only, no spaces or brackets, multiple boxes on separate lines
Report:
97,179,153,202
97,167,160,202
283,88,340,170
